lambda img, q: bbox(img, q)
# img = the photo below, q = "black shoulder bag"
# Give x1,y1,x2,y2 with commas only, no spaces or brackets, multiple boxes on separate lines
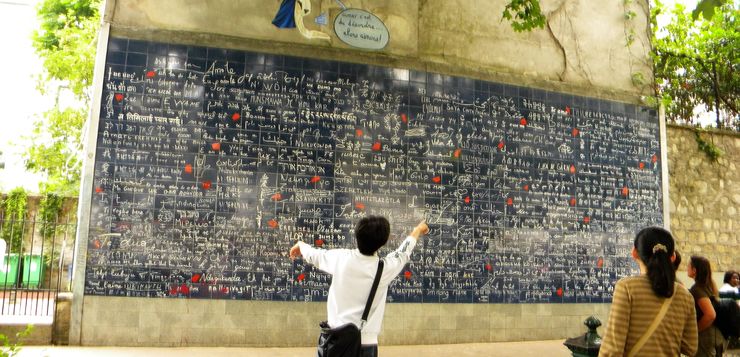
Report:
317,259,384,357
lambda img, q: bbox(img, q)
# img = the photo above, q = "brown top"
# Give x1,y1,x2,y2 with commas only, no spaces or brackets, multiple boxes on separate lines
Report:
599,275,698,357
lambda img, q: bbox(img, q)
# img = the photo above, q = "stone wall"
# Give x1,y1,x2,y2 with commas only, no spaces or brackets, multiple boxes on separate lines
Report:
667,125,740,271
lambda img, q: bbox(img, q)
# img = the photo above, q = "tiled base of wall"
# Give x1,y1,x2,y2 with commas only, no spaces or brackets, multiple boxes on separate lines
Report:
79,296,612,347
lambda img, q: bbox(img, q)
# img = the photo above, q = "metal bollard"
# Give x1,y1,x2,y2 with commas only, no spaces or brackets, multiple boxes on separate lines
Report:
563,316,602,357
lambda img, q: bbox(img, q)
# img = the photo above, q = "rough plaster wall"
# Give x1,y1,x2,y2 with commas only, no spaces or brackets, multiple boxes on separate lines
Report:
668,126,740,271
417,0,651,93
107,0,652,101
109,0,419,58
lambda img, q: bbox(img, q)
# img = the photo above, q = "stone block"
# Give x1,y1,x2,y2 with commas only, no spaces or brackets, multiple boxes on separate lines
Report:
90,326,140,346
403,303,431,316
493,304,522,316
489,327,509,342
489,313,506,329
505,316,520,329
264,314,289,330
382,314,405,331
94,309,139,327
415,329,441,345
185,299,225,315
242,329,265,345
518,315,541,328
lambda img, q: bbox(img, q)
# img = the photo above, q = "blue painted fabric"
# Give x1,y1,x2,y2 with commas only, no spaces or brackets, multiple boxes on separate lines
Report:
272,0,296,28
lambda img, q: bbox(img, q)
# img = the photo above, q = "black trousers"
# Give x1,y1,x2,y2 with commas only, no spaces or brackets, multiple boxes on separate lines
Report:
361,344,378,357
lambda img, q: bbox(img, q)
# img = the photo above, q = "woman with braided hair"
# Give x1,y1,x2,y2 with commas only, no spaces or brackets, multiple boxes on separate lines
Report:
599,227,697,357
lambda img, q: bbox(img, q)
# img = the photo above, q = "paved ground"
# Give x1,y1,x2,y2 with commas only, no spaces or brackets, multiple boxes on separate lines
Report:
17,340,573,356
15,341,740,356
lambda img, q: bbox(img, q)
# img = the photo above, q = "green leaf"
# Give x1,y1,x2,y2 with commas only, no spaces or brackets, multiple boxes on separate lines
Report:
692,0,727,20
502,0,546,32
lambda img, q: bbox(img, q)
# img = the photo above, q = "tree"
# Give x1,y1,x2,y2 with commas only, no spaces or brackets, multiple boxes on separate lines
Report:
1,187,28,254
26,0,101,195
652,1,739,129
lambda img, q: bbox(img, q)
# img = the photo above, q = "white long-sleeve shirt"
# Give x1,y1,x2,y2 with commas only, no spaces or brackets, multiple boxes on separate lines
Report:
297,236,417,345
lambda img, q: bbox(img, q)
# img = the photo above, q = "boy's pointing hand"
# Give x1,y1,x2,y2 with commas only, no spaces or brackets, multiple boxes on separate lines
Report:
411,221,429,240
289,242,302,260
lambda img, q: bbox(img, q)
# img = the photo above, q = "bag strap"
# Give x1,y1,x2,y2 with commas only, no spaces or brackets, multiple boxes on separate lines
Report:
627,284,677,357
360,259,384,330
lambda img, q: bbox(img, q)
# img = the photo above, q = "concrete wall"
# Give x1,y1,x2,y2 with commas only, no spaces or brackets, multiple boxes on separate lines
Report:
74,0,654,346
79,297,611,346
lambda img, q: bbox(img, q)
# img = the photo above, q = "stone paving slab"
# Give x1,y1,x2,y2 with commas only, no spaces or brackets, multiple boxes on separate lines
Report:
18,340,574,357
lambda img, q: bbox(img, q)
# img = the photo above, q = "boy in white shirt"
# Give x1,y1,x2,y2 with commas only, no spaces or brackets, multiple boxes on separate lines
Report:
289,216,429,357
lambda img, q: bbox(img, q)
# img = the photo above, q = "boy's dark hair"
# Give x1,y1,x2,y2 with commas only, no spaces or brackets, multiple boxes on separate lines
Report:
355,216,390,256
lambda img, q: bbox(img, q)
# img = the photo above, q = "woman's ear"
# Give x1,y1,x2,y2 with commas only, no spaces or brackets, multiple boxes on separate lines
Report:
631,247,639,261
670,252,676,262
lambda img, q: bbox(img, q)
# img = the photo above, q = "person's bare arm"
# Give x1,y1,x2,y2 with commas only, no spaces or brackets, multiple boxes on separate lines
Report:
696,297,716,331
